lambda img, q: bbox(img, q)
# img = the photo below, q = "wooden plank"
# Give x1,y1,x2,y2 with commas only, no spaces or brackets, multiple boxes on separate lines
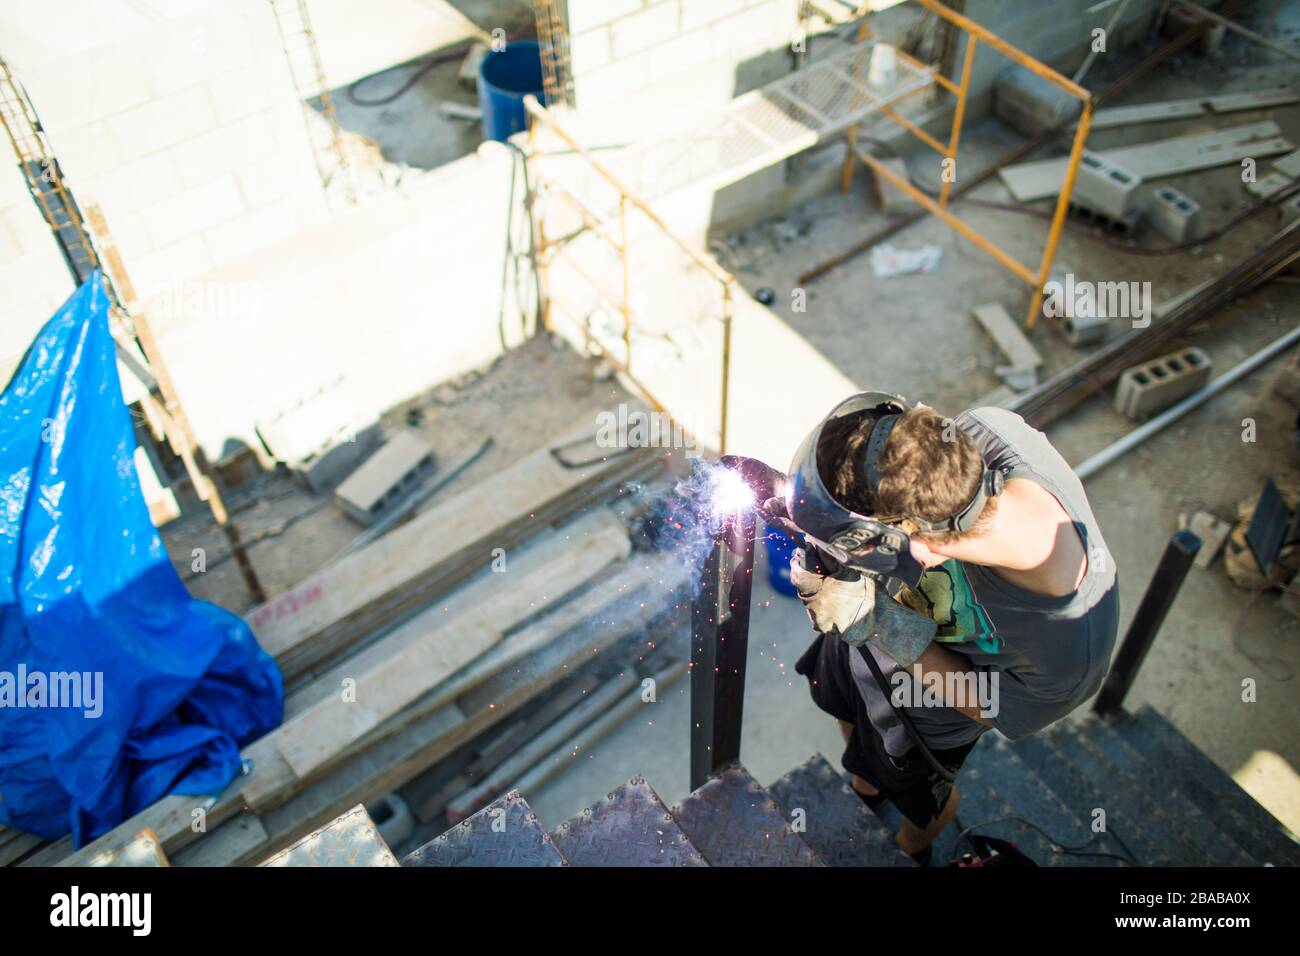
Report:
270,512,632,782
281,508,624,720
973,303,1041,370
0,829,44,866
168,812,270,867
245,426,657,682
1089,88,1299,130
175,552,692,865
1000,122,1291,201
1274,149,1300,178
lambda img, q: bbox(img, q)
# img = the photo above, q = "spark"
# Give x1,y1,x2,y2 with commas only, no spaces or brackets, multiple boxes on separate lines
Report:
706,465,756,519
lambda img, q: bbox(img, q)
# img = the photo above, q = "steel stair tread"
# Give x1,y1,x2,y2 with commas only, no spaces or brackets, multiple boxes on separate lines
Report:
766,754,915,867
1086,715,1255,866
953,742,1065,866
402,790,567,867
1010,727,1167,866
549,774,708,867
1116,706,1300,866
669,762,823,867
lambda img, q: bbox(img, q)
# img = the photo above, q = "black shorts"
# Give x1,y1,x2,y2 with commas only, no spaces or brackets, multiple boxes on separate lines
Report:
795,632,978,829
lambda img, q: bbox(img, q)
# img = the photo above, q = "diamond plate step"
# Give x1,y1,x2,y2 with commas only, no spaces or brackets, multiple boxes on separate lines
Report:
669,763,823,867
766,754,914,867
1087,716,1254,866
402,791,566,867
1011,728,1167,866
954,738,1065,866
1114,706,1300,866
261,805,400,867
549,775,708,867
1050,721,1212,865
966,735,1116,867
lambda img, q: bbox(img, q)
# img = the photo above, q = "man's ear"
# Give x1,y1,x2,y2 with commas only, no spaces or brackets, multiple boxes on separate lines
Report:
908,535,947,569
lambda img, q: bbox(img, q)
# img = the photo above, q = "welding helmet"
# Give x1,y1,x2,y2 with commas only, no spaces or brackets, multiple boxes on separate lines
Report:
784,391,1004,586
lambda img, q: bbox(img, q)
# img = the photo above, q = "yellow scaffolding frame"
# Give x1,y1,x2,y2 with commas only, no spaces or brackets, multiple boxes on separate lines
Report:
524,95,738,453
842,0,1093,330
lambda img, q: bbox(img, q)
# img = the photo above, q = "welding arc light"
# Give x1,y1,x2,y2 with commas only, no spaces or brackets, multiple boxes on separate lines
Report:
707,465,757,519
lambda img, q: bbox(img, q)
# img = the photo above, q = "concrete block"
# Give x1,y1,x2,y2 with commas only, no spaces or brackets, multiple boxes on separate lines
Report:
994,64,1080,137
1072,151,1143,220
1146,185,1201,243
208,65,282,125
682,0,745,31
127,237,214,299
566,0,646,35
610,2,680,58
256,379,384,494
169,111,279,188
203,200,302,270
334,429,436,526
88,150,184,214
647,28,714,82
1042,265,1110,347
138,174,245,247
870,157,922,215
1114,346,1213,421
108,86,221,163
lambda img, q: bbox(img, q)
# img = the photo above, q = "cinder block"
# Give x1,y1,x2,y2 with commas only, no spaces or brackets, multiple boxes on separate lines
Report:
610,2,681,58
567,29,611,74
138,174,245,247
1146,185,1201,243
648,28,714,82
334,430,436,526
208,65,281,124
169,110,279,188
566,0,645,35
88,151,184,214
203,201,301,269
1114,346,1213,421
1041,265,1109,347
108,86,220,163
994,64,1080,137
127,236,214,299
1072,151,1143,220
256,380,383,494
682,0,745,31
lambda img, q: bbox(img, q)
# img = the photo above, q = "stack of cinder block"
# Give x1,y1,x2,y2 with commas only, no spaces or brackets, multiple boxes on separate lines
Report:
1071,151,1143,230
994,65,1080,137
1114,347,1213,421
335,430,437,526
1146,186,1201,243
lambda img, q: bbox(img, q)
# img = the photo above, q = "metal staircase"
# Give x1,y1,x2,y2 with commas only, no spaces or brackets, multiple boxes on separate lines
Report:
262,703,1299,867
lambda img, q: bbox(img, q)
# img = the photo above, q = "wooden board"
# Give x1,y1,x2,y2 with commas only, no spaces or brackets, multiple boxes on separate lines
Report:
1000,122,1292,202
171,552,692,866
245,429,657,682
973,303,1041,370
269,510,631,783
1090,88,1300,130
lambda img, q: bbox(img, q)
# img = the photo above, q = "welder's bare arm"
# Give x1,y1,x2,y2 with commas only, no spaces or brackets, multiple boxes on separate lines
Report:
905,643,994,727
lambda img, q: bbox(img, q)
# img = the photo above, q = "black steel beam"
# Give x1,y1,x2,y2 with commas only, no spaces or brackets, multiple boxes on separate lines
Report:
690,508,756,791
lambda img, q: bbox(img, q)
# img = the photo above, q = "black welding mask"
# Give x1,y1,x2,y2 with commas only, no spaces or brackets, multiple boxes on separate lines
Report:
784,391,1004,588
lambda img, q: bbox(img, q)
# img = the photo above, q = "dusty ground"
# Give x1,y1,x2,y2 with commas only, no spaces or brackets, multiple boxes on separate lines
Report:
165,3,1300,842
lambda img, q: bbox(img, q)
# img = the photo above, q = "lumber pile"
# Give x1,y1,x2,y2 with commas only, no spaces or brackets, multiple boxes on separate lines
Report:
13,420,693,867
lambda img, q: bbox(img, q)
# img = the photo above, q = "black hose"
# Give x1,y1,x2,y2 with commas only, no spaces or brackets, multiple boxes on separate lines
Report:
345,43,474,107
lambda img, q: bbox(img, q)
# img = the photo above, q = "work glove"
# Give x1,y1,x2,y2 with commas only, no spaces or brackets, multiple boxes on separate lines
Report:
719,455,786,506
791,546,876,637
791,546,938,668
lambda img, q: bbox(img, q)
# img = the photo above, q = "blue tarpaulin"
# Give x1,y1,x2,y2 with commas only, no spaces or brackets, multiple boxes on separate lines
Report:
0,272,282,848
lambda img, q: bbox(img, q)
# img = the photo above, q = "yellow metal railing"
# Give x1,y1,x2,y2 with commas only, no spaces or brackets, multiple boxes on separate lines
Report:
844,0,1093,329
524,95,738,453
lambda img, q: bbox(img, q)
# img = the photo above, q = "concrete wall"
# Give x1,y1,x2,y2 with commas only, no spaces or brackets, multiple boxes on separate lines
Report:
563,0,802,141
0,0,328,383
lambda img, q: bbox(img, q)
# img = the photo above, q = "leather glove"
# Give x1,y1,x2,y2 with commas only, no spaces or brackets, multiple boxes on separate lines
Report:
791,547,938,668
719,455,786,505
790,546,877,639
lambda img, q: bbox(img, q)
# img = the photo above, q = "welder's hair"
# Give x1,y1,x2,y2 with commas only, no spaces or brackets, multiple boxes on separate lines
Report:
816,406,995,543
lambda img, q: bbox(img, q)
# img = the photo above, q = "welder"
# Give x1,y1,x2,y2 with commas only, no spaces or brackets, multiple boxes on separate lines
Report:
731,392,1120,865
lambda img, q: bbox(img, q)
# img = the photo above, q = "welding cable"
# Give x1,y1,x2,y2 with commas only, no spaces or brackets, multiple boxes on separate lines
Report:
953,815,1143,866
346,42,476,106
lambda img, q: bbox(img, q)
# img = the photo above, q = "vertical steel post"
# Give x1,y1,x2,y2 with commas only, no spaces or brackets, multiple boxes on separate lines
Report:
690,507,756,791
1094,529,1201,716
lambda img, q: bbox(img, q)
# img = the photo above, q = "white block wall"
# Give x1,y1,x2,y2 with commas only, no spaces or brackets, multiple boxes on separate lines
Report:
0,0,326,380
563,0,801,140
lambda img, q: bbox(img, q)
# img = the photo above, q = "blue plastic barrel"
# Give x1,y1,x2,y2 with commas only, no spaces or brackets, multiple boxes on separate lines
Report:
763,527,800,597
477,40,544,142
